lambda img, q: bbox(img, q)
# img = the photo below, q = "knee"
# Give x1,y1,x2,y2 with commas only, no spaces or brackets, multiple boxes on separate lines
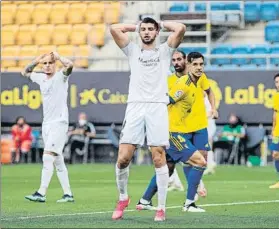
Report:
54,155,67,172
273,152,279,160
117,156,130,169
191,152,207,168
200,150,208,161
151,147,165,167
117,149,131,169
42,154,55,170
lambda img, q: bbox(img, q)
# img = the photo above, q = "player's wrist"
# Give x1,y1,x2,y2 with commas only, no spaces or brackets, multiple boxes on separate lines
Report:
135,22,141,33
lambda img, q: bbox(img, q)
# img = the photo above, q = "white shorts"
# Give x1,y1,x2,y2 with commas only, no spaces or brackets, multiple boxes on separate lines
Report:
207,119,217,140
120,102,169,147
42,121,68,155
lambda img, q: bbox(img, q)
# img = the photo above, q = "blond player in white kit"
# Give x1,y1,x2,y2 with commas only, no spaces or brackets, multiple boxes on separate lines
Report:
110,17,186,221
22,51,74,203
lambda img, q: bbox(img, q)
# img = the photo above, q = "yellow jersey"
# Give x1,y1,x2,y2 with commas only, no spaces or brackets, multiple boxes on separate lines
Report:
273,91,279,137
167,73,210,133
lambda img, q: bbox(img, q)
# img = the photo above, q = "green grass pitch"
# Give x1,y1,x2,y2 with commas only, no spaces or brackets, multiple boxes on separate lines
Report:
1,164,279,228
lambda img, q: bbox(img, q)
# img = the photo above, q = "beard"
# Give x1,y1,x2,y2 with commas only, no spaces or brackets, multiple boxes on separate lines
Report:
174,65,185,73
141,36,156,45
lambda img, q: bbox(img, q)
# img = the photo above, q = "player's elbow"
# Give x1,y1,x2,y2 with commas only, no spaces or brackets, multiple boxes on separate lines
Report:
178,24,186,34
110,24,120,34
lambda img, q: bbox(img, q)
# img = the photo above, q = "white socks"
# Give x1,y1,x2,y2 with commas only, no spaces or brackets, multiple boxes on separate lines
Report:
115,164,130,201
38,154,73,196
38,154,55,196
54,155,73,196
155,164,169,211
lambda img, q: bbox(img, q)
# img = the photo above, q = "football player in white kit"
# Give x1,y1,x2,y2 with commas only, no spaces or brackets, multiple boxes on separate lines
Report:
204,92,217,175
110,17,186,221
22,52,74,203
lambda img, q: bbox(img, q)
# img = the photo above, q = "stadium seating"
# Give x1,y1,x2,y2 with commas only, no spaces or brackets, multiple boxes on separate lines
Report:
244,2,261,22
6,67,23,72
231,45,251,65
194,2,238,12
67,3,87,24
52,24,72,45
265,21,279,43
70,24,91,45
211,45,232,65
85,2,104,24
31,3,52,24
49,3,69,24
250,44,270,65
104,2,121,24
16,24,37,45
181,47,207,55
224,2,241,10
169,2,189,12
1,25,19,46
1,4,17,25
18,45,38,67
260,1,279,21
2,46,20,68
210,2,225,11
270,45,279,66
88,24,106,46
57,45,75,59
37,45,57,55
168,1,278,23
15,3,34,24
75,45,91,68
34,24,54,45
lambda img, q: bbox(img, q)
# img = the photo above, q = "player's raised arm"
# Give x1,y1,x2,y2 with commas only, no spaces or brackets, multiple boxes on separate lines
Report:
206,88,219,119
163,21,186,48
110,23,137,48
51,51,73,76
21,54,46,78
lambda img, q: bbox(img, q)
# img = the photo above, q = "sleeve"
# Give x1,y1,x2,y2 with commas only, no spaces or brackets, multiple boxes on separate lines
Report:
240,126,245,135
121,42,136,57
168,79,187,104
30,72,43,85
11,125,17,138
200,74,210,91
88,123,96,134
55,69,70,83
273,94,279,112
160,42,176,59
23,125,32,140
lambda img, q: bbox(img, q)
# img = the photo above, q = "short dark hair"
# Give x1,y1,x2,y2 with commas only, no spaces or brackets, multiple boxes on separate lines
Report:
187,52,204,63
15,116,25,123
274,73,279,80
175,49,186,59
140,17,159,31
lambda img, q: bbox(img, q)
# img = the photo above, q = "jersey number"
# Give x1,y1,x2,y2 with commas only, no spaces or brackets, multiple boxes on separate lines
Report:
177,135,186,143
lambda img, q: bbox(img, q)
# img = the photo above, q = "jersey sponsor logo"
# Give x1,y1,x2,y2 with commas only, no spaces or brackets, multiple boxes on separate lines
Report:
138,57,160,67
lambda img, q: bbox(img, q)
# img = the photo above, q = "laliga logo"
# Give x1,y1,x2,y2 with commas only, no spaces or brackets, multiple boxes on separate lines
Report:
208,79,222,109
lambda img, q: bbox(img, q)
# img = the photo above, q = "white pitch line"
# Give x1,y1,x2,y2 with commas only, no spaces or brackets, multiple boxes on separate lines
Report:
1,199,279,221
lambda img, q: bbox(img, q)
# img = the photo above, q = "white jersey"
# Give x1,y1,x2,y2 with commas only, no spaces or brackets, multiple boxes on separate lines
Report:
122,42,175,104
30,70,69,124
205,95,216,138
